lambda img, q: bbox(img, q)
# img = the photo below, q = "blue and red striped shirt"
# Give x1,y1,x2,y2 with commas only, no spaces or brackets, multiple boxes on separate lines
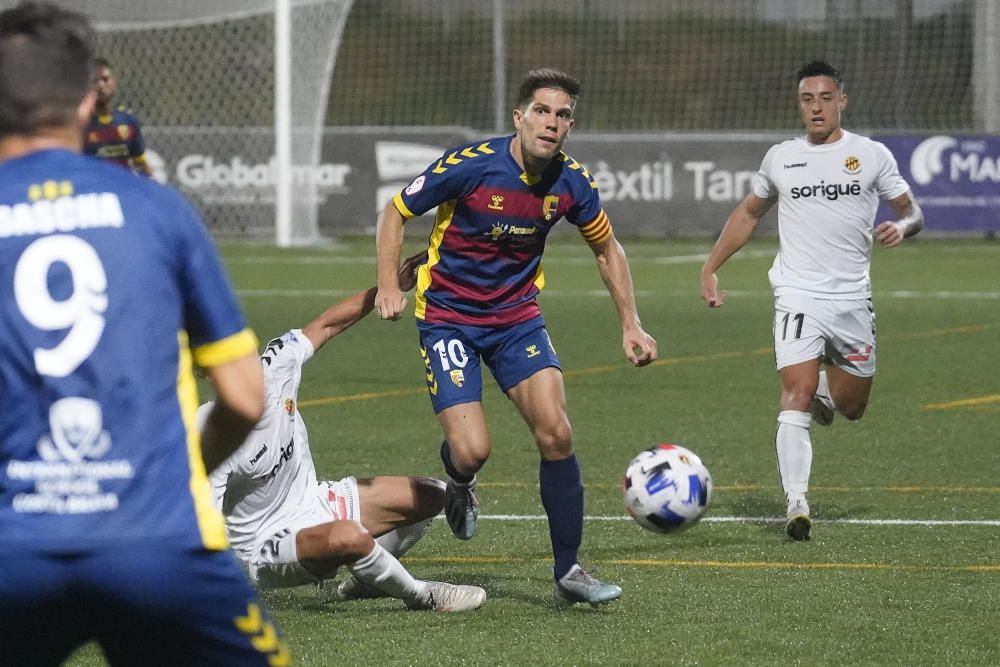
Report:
394,134,612,326
83,106,146,173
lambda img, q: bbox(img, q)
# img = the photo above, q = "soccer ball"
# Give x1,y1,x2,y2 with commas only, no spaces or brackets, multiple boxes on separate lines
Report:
623,444,713,534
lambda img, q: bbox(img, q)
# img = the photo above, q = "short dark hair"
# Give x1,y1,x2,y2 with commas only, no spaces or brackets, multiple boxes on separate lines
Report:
796,60,844,91
516,68,581,110
0,2,96,136
94,56,111,71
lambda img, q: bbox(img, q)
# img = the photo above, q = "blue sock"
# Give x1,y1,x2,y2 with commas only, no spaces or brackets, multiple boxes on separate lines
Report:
539,453,583,581
440,441,474,484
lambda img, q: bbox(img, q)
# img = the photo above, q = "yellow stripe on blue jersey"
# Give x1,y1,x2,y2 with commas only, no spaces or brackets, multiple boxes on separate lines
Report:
394,135,603,327
393,192,416,220
415,200,456,320
533,261,546,291
177,331,228,550
520,171,542,186
193,328,259,368
579,210,613,244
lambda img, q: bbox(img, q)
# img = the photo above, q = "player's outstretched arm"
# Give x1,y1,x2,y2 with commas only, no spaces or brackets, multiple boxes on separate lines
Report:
875,191,923,248
700,192,775,307
588,233,657,367
200,352,265,472
303,250,427,353
375,201,409,321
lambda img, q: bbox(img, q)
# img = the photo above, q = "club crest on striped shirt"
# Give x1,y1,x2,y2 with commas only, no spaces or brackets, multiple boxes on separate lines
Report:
543,195,559,221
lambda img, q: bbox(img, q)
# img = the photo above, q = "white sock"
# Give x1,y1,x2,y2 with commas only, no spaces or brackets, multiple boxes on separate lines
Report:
816,370,835,411
349,543,426,601
376,519,433,558
776,410,813,502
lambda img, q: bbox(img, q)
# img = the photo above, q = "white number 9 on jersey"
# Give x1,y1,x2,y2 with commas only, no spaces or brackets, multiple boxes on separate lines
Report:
13,234,108,378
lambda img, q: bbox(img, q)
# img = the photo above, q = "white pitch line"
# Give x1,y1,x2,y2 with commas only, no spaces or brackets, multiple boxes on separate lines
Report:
237,287,1000,300
648,248,776,264
238,288,358,298
226,244,1000,267
225,250,774,267
480,514,1000,527
229,256,367,265
884,290,1000,299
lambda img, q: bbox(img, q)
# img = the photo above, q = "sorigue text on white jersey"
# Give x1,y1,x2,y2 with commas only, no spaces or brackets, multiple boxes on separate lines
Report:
790,180,862,201
0,192,124,238
265,438,295,481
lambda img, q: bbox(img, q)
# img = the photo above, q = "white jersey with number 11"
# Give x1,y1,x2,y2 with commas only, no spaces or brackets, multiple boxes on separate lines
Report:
753,130,910,300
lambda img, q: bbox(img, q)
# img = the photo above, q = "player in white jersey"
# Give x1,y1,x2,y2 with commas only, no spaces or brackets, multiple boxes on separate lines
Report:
700,60,923,540
201,252,486,612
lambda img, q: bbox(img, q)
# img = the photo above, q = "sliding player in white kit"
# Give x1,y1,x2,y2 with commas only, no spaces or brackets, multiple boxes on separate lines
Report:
200,252,486,611
700,60,924,540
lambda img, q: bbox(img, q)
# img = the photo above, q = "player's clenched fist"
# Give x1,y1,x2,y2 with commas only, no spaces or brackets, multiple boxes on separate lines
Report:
874,220,905,248
376,250,426,320
375,288,407,320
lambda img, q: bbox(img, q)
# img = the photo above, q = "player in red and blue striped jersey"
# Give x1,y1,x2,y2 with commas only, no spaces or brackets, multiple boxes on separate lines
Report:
0,4,285,663
83,57,151,176
375,68,658,607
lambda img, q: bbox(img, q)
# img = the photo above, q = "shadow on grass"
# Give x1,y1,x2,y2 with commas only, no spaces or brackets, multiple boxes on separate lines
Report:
261,566,629,613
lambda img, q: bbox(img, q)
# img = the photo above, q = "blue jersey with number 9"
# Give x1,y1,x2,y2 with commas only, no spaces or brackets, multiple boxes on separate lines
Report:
0,149,257,553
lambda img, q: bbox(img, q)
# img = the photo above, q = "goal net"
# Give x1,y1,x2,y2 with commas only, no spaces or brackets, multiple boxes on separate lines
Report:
326,0,982,133
63,0,354,244
2,1,989,242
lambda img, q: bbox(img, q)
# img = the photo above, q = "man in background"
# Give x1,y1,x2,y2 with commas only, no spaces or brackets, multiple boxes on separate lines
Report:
83,56,152,176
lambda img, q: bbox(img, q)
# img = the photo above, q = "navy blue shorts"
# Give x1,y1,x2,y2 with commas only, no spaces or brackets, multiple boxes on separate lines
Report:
417,315,562,413
0,545,288,666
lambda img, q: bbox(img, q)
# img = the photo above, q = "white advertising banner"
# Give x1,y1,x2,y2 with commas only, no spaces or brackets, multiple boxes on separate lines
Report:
144,128,996,239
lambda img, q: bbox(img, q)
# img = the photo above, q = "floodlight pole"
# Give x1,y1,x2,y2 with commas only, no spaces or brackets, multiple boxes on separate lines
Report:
975,0,999,131
492,0,507,133
274,0,292,247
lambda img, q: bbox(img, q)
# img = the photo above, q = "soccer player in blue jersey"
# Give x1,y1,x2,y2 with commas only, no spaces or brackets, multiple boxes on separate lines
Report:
0,3,286,664
83,57,152,176
375,68,658,607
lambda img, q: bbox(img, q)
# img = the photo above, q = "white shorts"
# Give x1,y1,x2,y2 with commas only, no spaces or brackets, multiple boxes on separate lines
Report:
773,293,876,378
247,476,361,589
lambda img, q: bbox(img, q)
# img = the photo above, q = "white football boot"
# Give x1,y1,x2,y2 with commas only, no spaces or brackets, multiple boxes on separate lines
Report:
785,497,812,541
405,581,486,612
